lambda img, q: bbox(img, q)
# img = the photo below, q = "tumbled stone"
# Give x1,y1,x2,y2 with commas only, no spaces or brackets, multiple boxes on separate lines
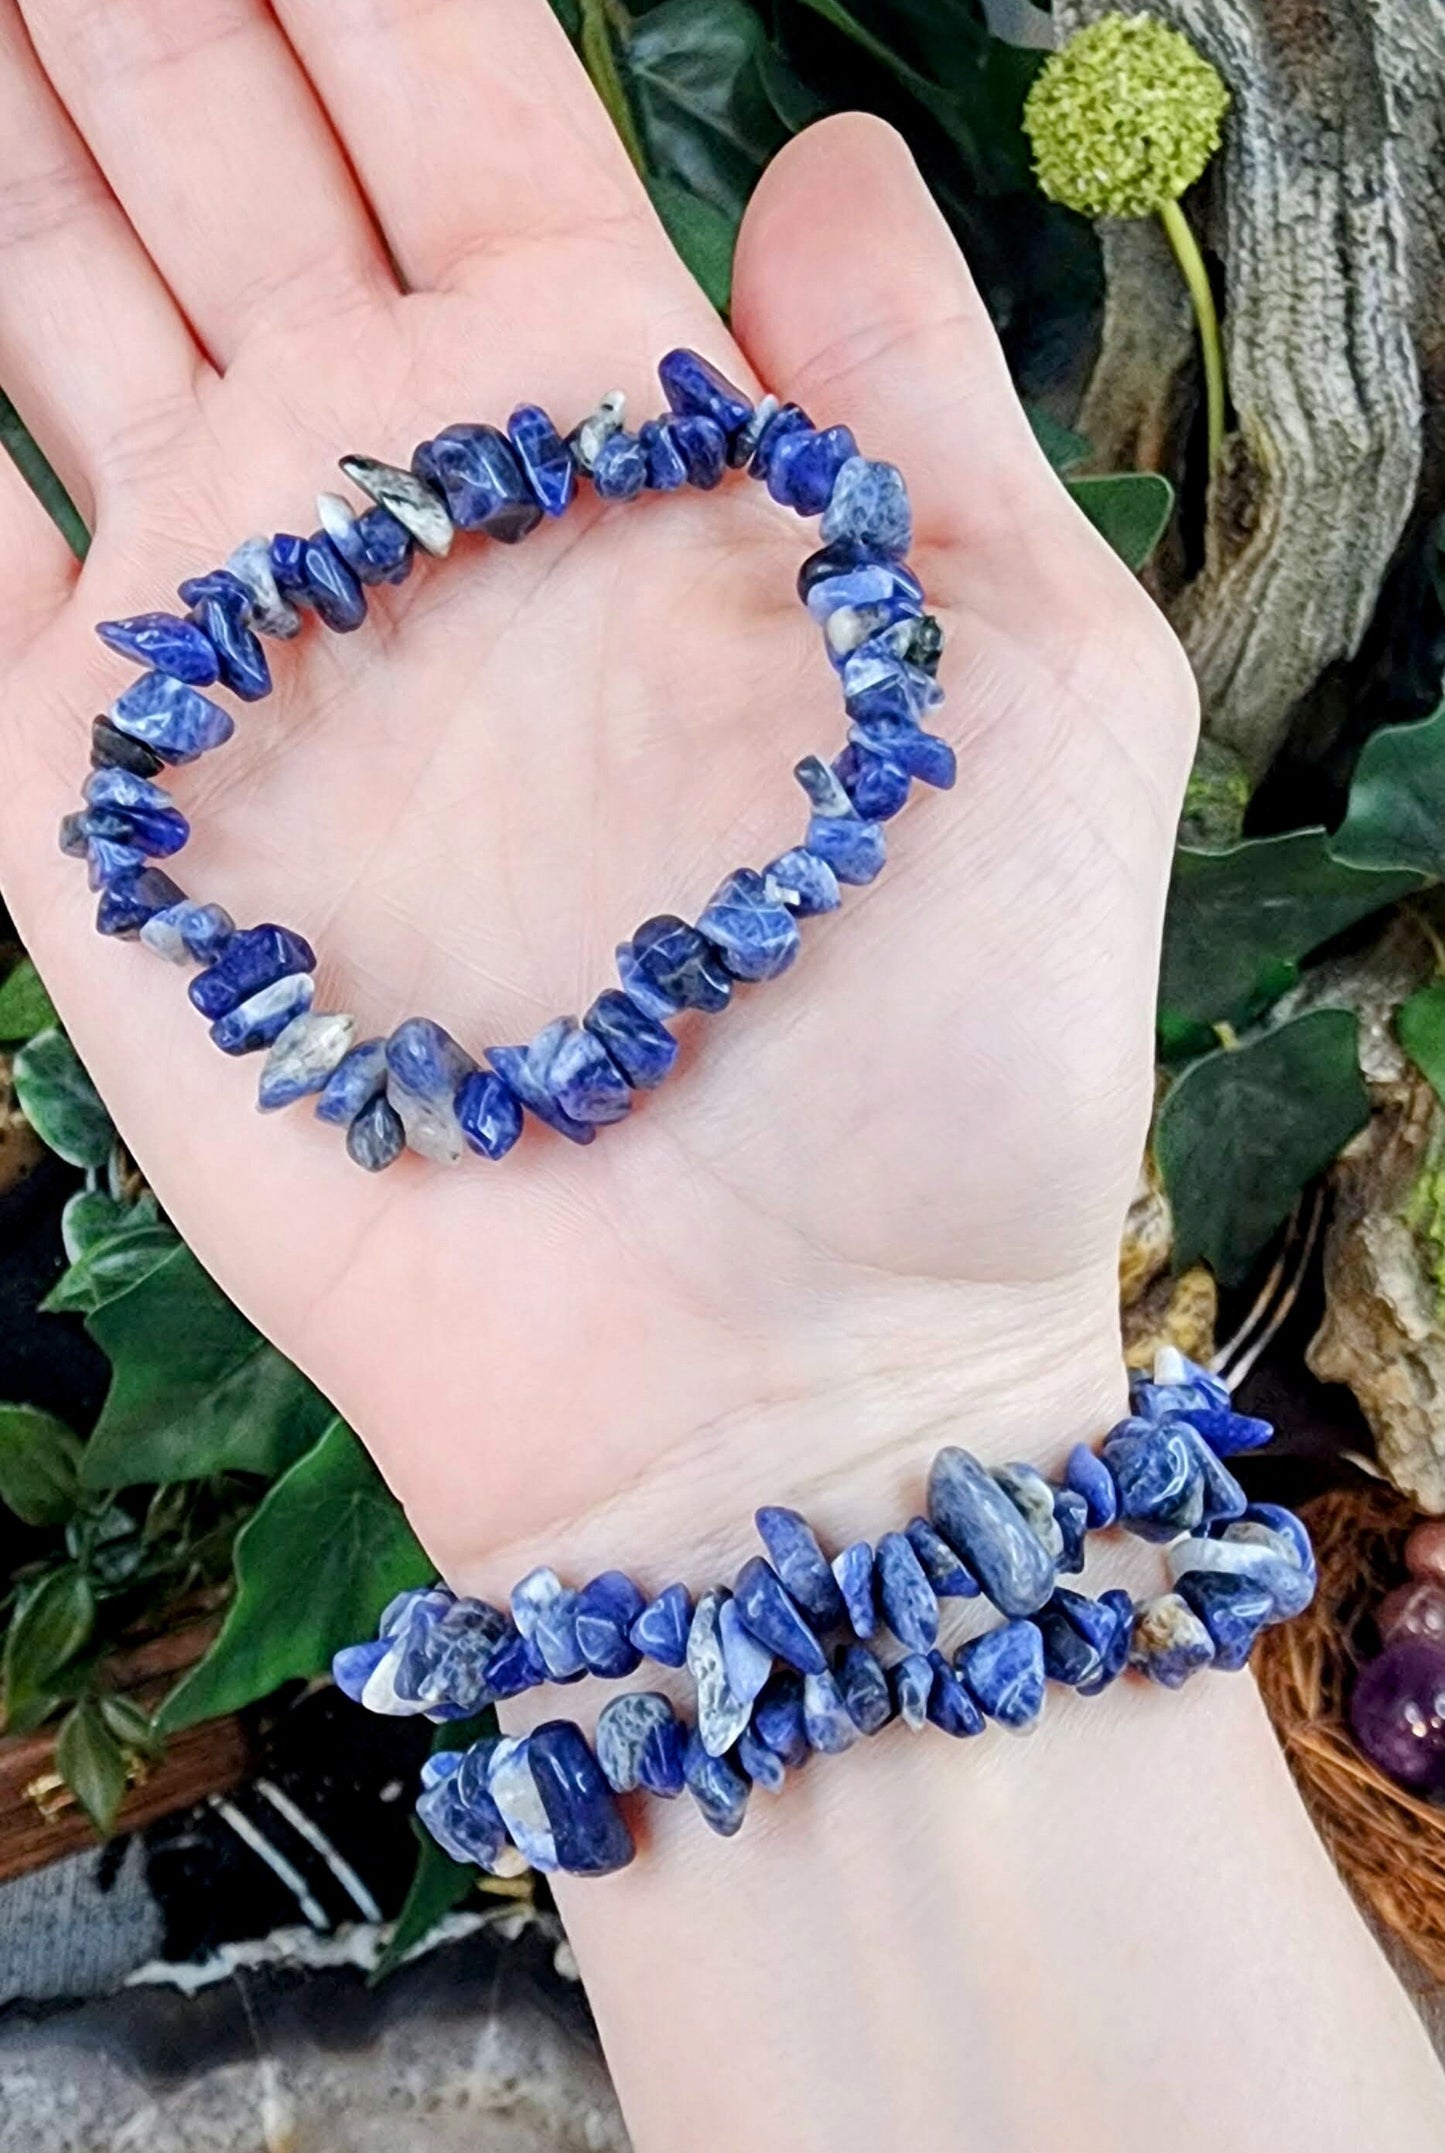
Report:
386,1017,477,1165
719,1596,773,1707
805,813,887,886
480,1626,546,1699
1165,1524,1314,1622
1064,1441,1118,1529
833,742,910,821
528,1720,635,1875
416,1748,510,1868
763,848,841,917
567,391,626,474
97,866,186,936
683,1728,750,1836
752,1671,810,1768
592,430,648,500
802,1667,857,1753
1243,1502,1315,1582
831,1540,879,1640
97,611,219,684
507,403,576,516
618,914,732,1019
270,532,367,632
749,402,811,481
697,868,800,982
658,347,753,444
415,424,543,541
994,1462,1066,1561
638,1711,688,1798
543,1020,632,1127
1175,1569,1274,1673
755,1506,846,1627
85,833,146,889
227,535,303,636
849,716,956,791
733,1555,826,1675
1102,1417,1205,1542
639,417,688,491
339,453,454,555
257,1011,357,1111
535,1589,586,1682
767,424,859,515
1035,1601,1104,1689
926,1648,984,1737
804,554,923,646
1129,1593,1215,1688
91,715,166,778
927,1447,1056,1618
1187,1426,1249,1526
674,412,730,488
820,455,912,555
841,645,941,729
875,1530,939,1652
82,767,190,856
1088,1588,1135,1693
179,571,272,699
597,1692,681,1794
210,972,315,1054
838,1643,893,1735
347,1092,405,1172
316,493,413,585
629,1582,693,1669
176,902,234,963
314,1037,388,1125
487,1022,599,1145
736,1725,787,1792
957,1620,1046,1730
1052,1486,1089,1574
455,1069,525,1160
191,924,317,1019
511,1566,565,1641
905,1515,979,1598
487,1736,559,1871
893,1652,933,1731
139,905,193,964
110,671,234,763
584,990,677,1089
575,1571,646,1679
689,1589,755,1757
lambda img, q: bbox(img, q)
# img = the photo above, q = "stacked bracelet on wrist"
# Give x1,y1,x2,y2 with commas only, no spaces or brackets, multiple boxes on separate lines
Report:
65,350,952,1172
333,1350,1316,1880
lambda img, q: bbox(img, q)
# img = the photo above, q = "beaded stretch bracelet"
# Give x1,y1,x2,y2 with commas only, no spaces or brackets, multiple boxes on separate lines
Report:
333,1351,1317,1879
65,350,953,1173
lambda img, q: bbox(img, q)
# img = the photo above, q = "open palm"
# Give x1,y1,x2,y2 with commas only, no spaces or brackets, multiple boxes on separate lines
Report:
0,0,1194,1585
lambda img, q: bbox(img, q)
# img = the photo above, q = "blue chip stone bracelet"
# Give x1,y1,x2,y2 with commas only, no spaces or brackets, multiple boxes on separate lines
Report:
333,1349,1317,1879
72,349,955,1173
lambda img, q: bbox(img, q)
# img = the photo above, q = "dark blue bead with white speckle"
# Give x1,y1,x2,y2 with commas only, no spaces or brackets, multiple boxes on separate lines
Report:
733,1556,827,1675
507,404,576,518
597,1692,683,1795
1093,1588,1135,1691
592,431,648,501
528,1720,635,1875
957,1619,1046,1731
455,1069,525,1160
875,1529,939,1652
110,672,234,763
629,1583,693,1669
574,1571,645,1679
926,1649,985,1738
1102,1418,1205,1542
927,1447,1056,1619
834,743,910,821
1035,1601,1104,1689
658,348,753,445
763,848,841,917
821,456,912,556
756,1505,845,1628
753,1673,810,1769
838,1643,893,1735
905,1516,979,1599
487,1022,599,1145
190,924,316,1020
415,424,542,542
535,1589,587,1683
750,402,811,480
416,1748,509,1868
842,645,941,728
1052,1485,1089,1573
1048,1589,1122,1697
1176,1569,1274,1673
97,866,185,937
1064,1442,1118,1529
315,1037,388,1125
325,503,414,586
1188,1426,1249,1525
639,417,688,491
832,1540,879,1639
802,1668,856,1754
179,571,272,700
97,612,219,685
766,425,858,515
1129,1593,1215,1688
697,869,800,983
583,991,677,1090
618,915,732,1018
667,414,727,489
481,1626,547,1699
893,1652,933,1731
849,717,956,790
347,1093,406,1172
806,813,887,886
210,973,314,1054
543,1020,633,1127
719,1597,773,1707
683,1729,750,1836
270,534,367,633
737,1726,787,1792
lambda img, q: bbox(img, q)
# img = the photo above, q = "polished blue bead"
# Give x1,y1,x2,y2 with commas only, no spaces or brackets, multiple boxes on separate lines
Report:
805,813,887,886
486,1026,598,1145
1241,1502,1316,1582
802,1668,857,1754
1187,1426,1248,1525
332,1636,390,1704
618,914,732,1018
848,717,956,790
658,347,753,444
110,671,234,763
76,785,190,861
639,1712,688,1799
542,1020,632,1127
182,577,271,700
697,869,800,983
597,1691,684,1795
173,901,234,963
957,1619,1046,1730
1129,1593,1215,1688
927,1447,1056,1619
690,1589,754,1757
838,1643,893,1735
749,402,811,481
905,1515,979,1599
719,1596,773,1707
274,532,367,633
1130,1353,1231,1420
821,455,912,555
893,1652,933,1731
733,1556,827,1675
833,743,911,821
1102,1418,1205,1541
510,1566,565,1641
926,1649,985,1738
528,1721,635,1875
97,611,219,685
507,403,575,517
96,866,185,936
583,990,677,1090
592,430,648,501
85,762,184,824
766,424,858,516
1094,1588,1135,1689
1053,1486,1089,1574
85,834,145,889
1035,1601,1104,1688
387,1587,510,1712
1050,1587,1120,1671
487,1736,557,1870
415,424,542,542
574,1571,645,1679
841,645,941,728
803,555,923,642
327,504,414,585
1176,1569,1275,1673
629,1582,693,1669
639,417,688,491
210,972,314,1054
874,1530,939,1652
190,923,316,1019
668,413,728,489
752,1672,810,1769
1175,1406,1274,1456
755,1505,846,1627
416,1750,509,1868
736,1726,787,1792
315,1037,388,1125
763,848,841,917
832,1540,879,1639
683,1729,750,1836
481,1626,547,1699
535,1589,587,1682
455,1069,525,1159
1064,1442,1119,1529
58,812,90,859
1166,1526,1314,1624
91,716,166,778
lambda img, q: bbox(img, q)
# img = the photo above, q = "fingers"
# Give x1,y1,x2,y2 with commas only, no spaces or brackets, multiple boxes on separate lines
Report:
731,114,1060,554
17,0,395,366
272,0,654,290
0,3,202,519
0,434,76,652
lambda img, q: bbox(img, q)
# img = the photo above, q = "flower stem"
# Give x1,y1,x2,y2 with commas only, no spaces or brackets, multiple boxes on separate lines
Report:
1158,195,1226,474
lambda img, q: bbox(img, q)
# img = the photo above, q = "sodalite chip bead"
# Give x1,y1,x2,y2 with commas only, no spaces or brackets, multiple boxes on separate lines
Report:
927,1448,1056,1620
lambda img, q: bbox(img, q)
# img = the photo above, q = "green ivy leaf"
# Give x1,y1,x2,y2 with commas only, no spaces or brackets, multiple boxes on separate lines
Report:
0,1404,84,1526
1399,979,1445,1105
645,172,738,308
1160,832,1421,1032
43,1214,179,1317
4,1566,95,1727
80,1244,332,1489
158,1418,431,1732
1066,472,1173,571
0,957,58,1042
55,1697,128,1834
1157,1009,1371,1284
1335,703,1445,880
98,1691,165,1759
1027,405,1089,473
11,1029,114,1168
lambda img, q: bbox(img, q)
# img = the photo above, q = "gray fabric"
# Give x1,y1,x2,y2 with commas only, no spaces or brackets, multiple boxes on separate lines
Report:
0,1843,163,2006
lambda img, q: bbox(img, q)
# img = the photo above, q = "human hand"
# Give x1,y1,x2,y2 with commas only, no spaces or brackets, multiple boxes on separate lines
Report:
0,0,1195,1585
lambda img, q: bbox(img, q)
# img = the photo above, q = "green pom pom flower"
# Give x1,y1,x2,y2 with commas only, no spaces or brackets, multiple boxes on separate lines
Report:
1023,13,1229,219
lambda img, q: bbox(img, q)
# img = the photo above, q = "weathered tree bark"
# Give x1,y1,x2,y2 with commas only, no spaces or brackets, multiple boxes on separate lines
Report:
1057,0,1445,780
